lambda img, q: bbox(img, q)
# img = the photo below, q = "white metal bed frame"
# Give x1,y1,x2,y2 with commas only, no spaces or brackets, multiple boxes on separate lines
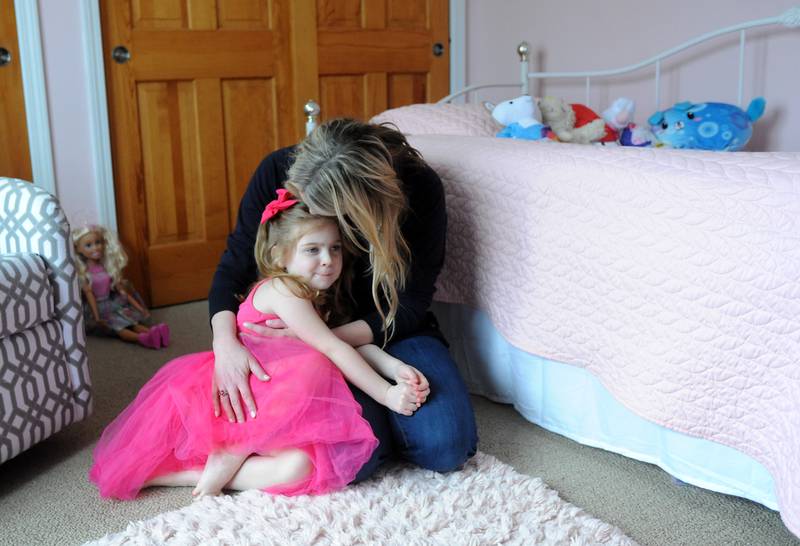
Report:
301,8,799,135
438,7,800,109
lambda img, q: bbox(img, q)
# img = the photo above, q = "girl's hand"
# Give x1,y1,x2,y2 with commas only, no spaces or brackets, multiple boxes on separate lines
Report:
384,382,422,416
241,318,297,339
394,363,430,405
211,336,270,423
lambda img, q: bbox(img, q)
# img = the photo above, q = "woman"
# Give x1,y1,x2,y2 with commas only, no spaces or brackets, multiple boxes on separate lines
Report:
208,118,477,480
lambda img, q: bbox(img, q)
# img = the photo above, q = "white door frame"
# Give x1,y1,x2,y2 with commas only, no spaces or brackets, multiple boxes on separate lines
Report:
80,0,117,229
14,0,55,195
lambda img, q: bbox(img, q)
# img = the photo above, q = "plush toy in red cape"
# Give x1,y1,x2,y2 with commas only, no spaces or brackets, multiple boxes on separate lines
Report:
538,96,613,144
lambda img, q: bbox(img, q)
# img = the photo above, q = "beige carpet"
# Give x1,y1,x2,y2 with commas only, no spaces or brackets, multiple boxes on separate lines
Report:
1,301,798,546
86,452,636,546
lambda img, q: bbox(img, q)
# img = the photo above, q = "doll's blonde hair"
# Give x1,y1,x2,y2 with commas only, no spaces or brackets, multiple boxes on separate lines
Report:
254,203,353,326
286,118,420,344
72,225,128,288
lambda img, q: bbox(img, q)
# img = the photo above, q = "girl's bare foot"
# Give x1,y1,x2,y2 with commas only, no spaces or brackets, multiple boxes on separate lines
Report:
192,451,248,498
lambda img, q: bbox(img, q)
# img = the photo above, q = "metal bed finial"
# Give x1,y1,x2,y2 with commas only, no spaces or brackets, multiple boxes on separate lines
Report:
304,100,320,136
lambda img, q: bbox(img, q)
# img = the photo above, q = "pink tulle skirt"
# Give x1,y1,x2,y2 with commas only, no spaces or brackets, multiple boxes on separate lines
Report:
89,336,377,499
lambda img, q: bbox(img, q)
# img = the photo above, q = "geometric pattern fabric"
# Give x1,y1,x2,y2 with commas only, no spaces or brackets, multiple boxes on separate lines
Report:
0,254,56,338
0,177,92,464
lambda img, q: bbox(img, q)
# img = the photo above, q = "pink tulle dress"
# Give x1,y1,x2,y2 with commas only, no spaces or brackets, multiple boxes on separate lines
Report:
89,283,378,499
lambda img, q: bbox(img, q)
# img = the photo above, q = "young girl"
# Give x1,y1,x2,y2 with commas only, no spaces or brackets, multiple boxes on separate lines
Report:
73,225,169,349
89,190,428,499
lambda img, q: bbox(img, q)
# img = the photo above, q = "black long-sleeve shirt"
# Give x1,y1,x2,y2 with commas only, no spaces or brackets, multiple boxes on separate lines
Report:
208,145,447,343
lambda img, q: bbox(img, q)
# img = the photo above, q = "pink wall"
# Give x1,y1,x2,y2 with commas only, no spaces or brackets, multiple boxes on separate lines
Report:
466,0,800,151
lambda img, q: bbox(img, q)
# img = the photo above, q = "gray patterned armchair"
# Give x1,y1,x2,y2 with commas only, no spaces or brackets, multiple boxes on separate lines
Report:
0,177,92,464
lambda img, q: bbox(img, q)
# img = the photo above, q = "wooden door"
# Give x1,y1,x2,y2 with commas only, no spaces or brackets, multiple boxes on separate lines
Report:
0,0,33,181
103,0,448,306
102,0,300,306
312,0,449,121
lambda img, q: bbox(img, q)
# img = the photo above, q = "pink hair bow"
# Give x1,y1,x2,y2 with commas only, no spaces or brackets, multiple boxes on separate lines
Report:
260,189,299,224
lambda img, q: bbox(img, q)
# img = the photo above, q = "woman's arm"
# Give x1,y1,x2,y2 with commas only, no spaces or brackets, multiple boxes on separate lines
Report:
240,317,374,347
211,310,271,423
206,146,294,423
261,282,422,415
208,147,294,320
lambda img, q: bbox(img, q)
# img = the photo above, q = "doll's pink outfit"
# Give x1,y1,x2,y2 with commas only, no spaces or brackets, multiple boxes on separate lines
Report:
89,282,378,499
83,262,148,333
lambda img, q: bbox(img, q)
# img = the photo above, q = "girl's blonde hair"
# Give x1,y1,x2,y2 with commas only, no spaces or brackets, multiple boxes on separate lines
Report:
254,203,353,326
72,225,128,288
286,118,421,344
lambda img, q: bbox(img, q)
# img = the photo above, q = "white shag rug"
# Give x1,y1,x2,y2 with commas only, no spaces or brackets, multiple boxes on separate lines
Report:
87,452,638,545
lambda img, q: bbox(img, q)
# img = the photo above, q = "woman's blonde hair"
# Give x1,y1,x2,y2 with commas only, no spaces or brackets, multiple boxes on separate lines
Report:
72,225,128,288
286,118,421,344
254,203,353,326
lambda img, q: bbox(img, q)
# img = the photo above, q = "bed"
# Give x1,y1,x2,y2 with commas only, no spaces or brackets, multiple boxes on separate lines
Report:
367,8,800,539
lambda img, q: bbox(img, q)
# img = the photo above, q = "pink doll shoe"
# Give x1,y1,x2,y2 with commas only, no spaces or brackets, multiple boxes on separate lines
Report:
155,323,171,348
137,329,161,350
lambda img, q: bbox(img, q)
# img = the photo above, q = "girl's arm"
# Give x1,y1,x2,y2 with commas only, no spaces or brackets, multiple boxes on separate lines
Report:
357,344,430,401
258,281,422,415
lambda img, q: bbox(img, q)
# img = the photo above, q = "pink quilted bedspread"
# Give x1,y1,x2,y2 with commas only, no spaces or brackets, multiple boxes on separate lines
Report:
410,134,800,537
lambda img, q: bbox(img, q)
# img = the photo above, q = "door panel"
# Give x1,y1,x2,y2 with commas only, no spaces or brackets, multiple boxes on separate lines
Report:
222,78,279,229
388,74,427,108
0,0,32,181
102,0,296,306
320,75,365,119
315,0,448,122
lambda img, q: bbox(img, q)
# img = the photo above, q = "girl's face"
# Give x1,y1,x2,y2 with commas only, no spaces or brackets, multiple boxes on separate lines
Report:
283,221,343,290
76,231,105,262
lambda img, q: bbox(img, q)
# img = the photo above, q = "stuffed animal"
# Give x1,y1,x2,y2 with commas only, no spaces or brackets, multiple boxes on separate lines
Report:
487,95,546,140
619,124,659,147
602,98,636,134
648,98,766,151
538,96,607,144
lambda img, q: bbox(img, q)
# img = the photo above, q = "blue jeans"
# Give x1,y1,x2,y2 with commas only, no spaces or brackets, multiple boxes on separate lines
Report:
351,335,478,481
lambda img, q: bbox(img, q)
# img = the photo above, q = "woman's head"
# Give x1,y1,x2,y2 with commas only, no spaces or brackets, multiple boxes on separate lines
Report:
255,191,351,323
286,118,420,341
72,225,127,286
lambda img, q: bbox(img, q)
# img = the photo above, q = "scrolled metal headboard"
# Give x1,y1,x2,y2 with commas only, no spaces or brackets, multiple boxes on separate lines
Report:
438,7,800,108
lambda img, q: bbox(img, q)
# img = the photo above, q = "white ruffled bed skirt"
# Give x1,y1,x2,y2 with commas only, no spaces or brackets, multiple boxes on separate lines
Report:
433,301,777,510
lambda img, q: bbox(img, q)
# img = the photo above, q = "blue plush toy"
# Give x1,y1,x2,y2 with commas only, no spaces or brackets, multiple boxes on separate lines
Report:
487,95,547,141
648,98,766,151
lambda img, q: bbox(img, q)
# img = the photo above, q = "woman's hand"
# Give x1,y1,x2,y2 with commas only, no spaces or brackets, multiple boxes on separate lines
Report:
394,363,430,405
241,317,297,339
211,336,270,423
